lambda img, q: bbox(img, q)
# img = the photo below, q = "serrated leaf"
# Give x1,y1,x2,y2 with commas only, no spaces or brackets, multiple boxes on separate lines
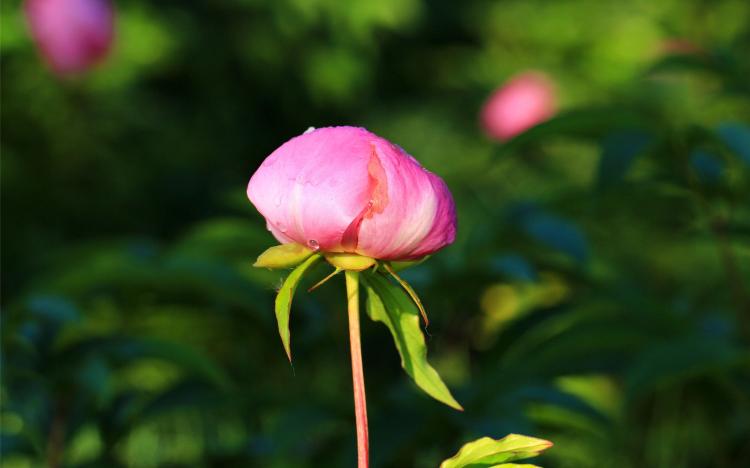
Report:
254,243,315,269
275,253,321,361
361,272,462,410
440,434,553,468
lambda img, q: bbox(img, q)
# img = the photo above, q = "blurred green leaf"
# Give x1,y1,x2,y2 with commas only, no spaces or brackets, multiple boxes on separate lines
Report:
689,150,725,184
138,379,225,421
274,253,322,361
597,130,653,187
26,296,80,324
624,337,749,401
58,336,230,388
717,122,750,166
361,272,462,410
519,210,589,263
440,434,552,468
500,108,645,151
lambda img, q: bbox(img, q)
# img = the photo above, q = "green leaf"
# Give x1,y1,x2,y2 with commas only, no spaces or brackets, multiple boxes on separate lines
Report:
254,243,315,269
275,254,321,361
389,256,429,272
492,465,541,468
361,272,462,410
440,434,553,468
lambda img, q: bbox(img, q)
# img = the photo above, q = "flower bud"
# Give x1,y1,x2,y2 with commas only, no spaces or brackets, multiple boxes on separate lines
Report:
247,126,457,261
24,0,114,75
481,71,557,141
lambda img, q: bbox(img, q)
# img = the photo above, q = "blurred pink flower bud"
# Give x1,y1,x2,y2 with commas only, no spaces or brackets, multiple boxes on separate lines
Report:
480,71,557,141
24,0,114,75
658,39,704,56
247,126,457,260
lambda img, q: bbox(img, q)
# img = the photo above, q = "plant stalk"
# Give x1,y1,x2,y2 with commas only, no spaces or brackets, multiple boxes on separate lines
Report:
345,270,369,468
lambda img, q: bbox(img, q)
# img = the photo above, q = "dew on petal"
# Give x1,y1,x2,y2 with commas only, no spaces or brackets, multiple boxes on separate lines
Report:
308,239,320,250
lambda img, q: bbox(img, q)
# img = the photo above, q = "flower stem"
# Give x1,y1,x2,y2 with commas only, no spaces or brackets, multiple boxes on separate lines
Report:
345,270,369,468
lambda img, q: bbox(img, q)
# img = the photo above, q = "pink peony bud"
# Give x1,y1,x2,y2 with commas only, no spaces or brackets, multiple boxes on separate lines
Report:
480,71,557,141
247,126,457,261
24,0,114,75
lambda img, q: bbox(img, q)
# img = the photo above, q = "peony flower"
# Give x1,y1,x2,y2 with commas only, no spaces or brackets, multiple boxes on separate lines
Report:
24,0,114,75
247,126,456,261
480,71,557,141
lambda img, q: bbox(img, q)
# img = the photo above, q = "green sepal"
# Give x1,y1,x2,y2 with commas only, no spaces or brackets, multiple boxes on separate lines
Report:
361,272,462,410
275,253,321,361
324,252,376,271
254,244,315,269
440,434,553,468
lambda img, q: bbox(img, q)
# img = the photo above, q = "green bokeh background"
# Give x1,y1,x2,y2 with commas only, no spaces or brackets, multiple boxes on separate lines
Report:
2,0,750,467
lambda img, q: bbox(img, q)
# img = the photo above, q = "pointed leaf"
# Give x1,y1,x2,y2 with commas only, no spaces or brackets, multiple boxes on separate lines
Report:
440,434,553,468
275,254,321,361
389,256,429,272
383,262,430,326
255,243,314,269
361,272,462,410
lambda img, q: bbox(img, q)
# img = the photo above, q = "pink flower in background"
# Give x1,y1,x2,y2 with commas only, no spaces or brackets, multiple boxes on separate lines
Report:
247,126,457,260
24,0,114,75
481,71,557,141
658,38,704,56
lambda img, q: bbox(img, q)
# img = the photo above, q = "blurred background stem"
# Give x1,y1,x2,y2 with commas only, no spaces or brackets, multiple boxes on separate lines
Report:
46,398,67,468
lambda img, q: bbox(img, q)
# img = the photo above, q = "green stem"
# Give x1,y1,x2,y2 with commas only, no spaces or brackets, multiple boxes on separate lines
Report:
345,270,369,468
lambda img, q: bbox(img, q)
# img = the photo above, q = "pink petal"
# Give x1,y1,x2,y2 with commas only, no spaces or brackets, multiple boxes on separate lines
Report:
247,126,457,260
247,127,374,251
355,138,456,259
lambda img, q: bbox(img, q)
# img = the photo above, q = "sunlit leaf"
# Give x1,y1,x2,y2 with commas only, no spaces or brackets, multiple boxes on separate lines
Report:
361,272,462,410
440,434,553,468
275,254,322,361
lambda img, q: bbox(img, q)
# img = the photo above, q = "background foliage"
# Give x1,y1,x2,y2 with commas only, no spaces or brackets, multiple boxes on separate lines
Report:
2,0,750,467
